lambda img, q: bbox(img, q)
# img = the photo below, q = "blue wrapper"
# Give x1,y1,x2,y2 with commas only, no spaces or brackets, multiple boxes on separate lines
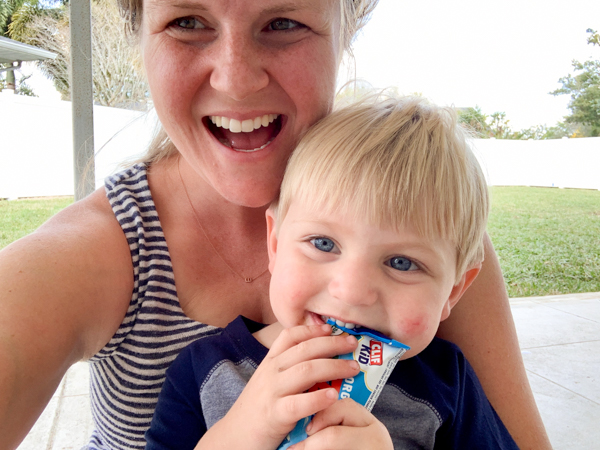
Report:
277,321,410,449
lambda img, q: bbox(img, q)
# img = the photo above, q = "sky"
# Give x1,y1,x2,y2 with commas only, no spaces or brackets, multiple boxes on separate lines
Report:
23,0,600,130
343,0,600,130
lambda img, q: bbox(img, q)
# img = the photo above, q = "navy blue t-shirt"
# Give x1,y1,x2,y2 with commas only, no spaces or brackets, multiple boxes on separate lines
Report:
146,316,518,449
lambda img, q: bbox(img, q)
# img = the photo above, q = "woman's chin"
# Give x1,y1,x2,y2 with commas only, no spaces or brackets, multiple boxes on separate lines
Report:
219,184,280,209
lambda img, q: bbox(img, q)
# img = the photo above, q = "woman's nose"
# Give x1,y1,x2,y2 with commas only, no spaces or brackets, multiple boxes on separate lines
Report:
209,32,269,101
328,261,378,307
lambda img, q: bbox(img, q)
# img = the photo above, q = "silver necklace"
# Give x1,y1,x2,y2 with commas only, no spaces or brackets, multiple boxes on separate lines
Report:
177,159,269,283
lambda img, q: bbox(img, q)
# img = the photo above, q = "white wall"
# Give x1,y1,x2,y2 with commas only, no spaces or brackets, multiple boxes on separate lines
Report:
1,94,599,199
472,138,600,191
0,92,156,199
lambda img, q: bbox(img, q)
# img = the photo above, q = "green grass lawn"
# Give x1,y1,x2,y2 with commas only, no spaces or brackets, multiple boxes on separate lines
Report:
488,187,600,297
0,197,74,249
1,188,599,297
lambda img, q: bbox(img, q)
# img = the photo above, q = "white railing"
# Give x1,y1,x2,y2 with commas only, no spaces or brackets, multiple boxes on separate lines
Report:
1,94,599,199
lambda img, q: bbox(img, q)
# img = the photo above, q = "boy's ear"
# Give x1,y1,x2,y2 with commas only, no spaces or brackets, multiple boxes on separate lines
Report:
440,264,481,322
265,208,278,274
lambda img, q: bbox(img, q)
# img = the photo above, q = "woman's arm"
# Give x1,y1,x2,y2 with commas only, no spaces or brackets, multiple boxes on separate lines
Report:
437,234,552,450
0,190,133,449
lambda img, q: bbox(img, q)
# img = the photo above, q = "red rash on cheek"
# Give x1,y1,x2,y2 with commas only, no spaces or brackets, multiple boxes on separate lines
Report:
398,316,429,337
287,286,307,308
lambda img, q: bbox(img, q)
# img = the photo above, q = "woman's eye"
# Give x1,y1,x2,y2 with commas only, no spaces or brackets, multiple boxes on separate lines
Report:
171,17,206,30
310,237,335,253
388,256,418,272
267,18,301,31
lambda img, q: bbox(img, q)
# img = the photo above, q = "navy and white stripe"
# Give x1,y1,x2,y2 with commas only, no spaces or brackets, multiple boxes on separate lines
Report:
86,164,221,449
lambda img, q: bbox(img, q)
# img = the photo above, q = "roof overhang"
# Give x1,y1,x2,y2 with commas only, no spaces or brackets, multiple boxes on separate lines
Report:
0,36,57,64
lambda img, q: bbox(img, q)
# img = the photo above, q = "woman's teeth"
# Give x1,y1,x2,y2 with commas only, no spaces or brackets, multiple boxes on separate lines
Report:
321,315,358,329
210,114,278,133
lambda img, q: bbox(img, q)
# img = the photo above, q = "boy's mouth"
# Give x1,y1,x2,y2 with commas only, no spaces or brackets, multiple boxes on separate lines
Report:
206,114,282,152
320,315,358,330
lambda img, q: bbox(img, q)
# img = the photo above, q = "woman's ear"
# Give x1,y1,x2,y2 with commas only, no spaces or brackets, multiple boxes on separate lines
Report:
265,208,278,274
440,264,482,322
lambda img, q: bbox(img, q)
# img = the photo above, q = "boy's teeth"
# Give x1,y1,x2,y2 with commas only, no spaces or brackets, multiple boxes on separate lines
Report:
321,315,357,329
210,114,278,133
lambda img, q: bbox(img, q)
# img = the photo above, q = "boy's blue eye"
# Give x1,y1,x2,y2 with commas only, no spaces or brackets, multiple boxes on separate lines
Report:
268,18,301,31
311,237,335,253
389,256,417,271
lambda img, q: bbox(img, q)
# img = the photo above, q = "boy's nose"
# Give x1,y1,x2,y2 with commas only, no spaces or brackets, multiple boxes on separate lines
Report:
209,31,269,101
328,261,378,307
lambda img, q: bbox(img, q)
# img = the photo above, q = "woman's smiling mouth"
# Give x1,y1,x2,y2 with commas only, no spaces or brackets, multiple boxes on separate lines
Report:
206,114,282,152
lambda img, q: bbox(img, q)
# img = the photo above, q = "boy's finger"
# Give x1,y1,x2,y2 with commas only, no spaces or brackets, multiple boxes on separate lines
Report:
291,425,390,450
273,388,339,429
268,324,332,356
275,358,360,397
269,334,358,373
306,399,371,436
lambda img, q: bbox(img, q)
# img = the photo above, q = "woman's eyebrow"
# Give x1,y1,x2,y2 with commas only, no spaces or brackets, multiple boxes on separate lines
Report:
262,0,320,15
148,0,314,13
262,5,302,15
146,0,208,11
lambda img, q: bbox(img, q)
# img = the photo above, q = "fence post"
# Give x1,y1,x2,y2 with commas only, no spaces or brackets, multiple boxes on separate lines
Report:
70,0,95,201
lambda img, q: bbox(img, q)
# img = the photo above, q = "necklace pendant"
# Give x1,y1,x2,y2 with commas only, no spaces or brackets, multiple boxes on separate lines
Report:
244,277,253,283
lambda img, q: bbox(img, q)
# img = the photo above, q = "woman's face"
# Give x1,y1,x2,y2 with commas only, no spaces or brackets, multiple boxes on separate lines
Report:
141,0,341,207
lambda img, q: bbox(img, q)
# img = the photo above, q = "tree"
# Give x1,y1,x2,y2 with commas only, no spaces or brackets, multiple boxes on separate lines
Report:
457,106,491,136
1,0,29,94
512,123,576,140
457,106,518,138
0,0,25,36
587,28,600,46
458,105,589,140
6,0,149,109
0,71,36,95
1,1,65,95
551,29,600,137
489,111,514,139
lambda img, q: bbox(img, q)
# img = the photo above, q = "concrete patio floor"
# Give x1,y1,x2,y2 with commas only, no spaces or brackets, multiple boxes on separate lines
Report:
17,292,600,450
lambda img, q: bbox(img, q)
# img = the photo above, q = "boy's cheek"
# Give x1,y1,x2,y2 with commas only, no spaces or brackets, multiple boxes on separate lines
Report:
393,314,431,341
286,283,313,311
271,269,312,311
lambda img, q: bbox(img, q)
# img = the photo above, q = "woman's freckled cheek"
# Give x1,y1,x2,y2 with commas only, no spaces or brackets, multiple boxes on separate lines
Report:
146,39,197,91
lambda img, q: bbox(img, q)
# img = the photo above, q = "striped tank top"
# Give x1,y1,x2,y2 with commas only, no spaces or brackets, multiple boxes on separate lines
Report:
86,164,221,449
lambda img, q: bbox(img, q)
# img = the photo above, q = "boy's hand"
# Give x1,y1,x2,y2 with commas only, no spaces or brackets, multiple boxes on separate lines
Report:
197,324,360,450
289,399,393,450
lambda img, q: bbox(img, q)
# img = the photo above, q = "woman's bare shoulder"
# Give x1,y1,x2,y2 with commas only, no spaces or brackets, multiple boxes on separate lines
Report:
0,189,136,445
36,188,127,244
0,188,134,358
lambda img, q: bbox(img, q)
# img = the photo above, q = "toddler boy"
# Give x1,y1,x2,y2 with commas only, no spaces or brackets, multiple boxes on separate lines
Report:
146,96,518,449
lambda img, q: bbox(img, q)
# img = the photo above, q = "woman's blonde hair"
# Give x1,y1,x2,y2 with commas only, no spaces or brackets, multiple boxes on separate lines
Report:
272,95,490,279
115,0,380,165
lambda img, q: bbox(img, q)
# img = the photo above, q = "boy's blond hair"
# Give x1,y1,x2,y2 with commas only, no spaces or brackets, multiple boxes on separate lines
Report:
272,95,489,280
